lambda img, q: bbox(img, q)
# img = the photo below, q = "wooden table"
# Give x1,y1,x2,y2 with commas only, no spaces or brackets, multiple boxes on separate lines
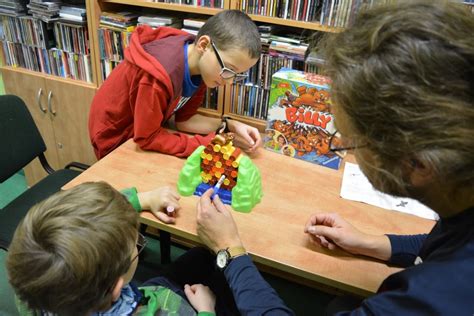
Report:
63,139,435,297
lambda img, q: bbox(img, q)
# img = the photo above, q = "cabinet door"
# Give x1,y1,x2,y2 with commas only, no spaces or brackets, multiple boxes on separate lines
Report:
1,68,61,185
46,78,97,166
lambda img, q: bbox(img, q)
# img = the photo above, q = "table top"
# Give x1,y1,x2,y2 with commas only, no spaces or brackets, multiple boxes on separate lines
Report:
63,139,435,296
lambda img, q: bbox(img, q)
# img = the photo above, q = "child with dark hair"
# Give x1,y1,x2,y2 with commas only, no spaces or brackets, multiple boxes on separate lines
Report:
7,182,237,315
89,10,262,159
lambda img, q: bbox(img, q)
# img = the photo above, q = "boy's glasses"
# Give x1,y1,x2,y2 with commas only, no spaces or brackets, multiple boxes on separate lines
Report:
329,131,366,152
210,40,248,83
130,232,148,263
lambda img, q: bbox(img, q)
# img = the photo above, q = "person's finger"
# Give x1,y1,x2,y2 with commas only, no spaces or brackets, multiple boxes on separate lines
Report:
202,188,214,199
184,284,194,297
249,129,262,145
239,131,256,147
154,211,176,224
212,195,230,216
306,225,338,242
168,188,180,200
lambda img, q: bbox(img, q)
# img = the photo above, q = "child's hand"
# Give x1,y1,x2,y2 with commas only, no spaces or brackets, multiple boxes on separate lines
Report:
184,284,216,313
137,187,181,224
228,120,262,153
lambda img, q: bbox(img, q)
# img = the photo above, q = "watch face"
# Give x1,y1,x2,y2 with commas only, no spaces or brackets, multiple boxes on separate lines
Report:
216,250,229,269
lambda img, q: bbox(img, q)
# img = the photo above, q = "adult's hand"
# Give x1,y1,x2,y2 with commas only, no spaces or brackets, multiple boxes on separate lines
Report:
138,186,181,224
228,119,261,153
197,188,243,253
304,213,391,261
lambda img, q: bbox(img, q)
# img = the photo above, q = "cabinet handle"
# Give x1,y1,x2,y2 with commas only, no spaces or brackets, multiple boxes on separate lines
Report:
37,88,46,113
47,91,56,116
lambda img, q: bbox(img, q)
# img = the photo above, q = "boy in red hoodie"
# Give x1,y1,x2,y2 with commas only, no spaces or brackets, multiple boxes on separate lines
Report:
89,10,262,159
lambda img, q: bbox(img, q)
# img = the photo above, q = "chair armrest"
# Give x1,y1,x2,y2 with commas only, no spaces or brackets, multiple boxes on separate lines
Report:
64,162,90,171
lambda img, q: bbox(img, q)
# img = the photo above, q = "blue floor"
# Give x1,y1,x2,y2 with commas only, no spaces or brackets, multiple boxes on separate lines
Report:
0,171,333,315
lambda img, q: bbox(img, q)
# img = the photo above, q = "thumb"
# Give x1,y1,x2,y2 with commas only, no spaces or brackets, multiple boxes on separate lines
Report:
241,131,256,146
184,284,194,298
307,225,338,242
212,195,230,215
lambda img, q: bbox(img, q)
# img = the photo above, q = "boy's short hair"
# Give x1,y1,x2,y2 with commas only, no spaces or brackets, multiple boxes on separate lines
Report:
197,10,261,59
7,182,139,315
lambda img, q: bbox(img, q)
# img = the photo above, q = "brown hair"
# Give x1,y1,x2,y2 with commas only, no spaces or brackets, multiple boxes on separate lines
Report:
197,10,261,59
6,182,139,315
318,0,474,195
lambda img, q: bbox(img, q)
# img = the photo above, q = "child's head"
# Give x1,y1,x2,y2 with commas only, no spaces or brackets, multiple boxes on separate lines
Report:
7,182,140,315
195,10,261,87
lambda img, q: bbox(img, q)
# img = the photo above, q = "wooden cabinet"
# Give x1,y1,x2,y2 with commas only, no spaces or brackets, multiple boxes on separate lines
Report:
1,68,97,185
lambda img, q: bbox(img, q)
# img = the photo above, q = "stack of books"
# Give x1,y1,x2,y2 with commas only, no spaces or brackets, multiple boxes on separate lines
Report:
100,11,138,31
59,5,86,24
137,15,182,29
269,36,308,62
181,18,205,35
0,0,27,16
27,0,61,22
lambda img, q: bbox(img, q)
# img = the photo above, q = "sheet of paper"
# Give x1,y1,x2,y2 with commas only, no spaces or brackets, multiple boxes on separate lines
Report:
340,162,439,220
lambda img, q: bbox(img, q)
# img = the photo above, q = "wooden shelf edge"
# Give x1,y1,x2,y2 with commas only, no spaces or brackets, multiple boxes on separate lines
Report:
227,113,266,132
0,66,97,88
100,0,223,15
197,107,221,118
248,14,344,32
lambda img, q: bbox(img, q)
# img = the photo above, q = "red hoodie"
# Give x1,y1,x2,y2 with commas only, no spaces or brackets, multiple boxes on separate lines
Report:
89,26,215,159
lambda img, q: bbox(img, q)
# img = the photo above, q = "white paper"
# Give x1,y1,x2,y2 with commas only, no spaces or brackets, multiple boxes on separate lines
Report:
340,162,439,220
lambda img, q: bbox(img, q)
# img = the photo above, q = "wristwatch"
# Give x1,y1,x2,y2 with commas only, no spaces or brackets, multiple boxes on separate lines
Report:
216,246,247,270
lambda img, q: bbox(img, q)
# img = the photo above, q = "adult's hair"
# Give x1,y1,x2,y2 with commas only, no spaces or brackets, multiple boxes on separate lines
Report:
197,9,261,59
7,182,139,315
319,0,474,195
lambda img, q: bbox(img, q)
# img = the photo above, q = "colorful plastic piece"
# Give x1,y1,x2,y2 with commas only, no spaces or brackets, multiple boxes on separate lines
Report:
177,132,263,212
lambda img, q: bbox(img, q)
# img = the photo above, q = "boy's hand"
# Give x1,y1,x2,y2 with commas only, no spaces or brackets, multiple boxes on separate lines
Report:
197,189,243,253
184,284,216,313
228,119,262,153
304,213,391,261
137,187,181,224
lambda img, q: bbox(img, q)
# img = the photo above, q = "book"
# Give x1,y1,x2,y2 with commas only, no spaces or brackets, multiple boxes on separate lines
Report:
264,68,343,170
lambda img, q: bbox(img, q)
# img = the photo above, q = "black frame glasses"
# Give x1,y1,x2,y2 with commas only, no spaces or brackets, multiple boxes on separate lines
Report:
130,232,148,263
329,131,363,152
210,40,248,82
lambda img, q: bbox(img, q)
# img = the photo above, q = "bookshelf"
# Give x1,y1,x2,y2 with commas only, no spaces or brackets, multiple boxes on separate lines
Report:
0,0,347,184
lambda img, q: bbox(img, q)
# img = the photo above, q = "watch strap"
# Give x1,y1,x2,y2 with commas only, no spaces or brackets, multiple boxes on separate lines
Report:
227,246,247,259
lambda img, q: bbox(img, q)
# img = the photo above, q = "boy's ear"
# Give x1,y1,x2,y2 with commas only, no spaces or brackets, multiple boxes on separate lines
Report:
111,277,125,302
195,35,211,53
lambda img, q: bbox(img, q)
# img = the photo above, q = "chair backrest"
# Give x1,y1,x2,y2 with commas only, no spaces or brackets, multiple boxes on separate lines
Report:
0,95,47,183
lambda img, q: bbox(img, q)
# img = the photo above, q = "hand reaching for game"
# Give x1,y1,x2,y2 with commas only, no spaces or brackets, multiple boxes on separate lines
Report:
228,119,261,153
184,284,216,313
304,212,391,261
196,188,243,253
137,186,181,224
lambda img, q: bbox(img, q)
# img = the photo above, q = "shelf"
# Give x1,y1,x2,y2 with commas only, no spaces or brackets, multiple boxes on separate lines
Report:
100,0,224,15
197,107,221,119
248,14,343,32
0,66,97,88
227,113,266,131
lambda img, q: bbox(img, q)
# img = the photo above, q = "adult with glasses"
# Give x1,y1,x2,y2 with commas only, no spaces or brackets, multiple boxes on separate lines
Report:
196,1,474,315
89,10,262,163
